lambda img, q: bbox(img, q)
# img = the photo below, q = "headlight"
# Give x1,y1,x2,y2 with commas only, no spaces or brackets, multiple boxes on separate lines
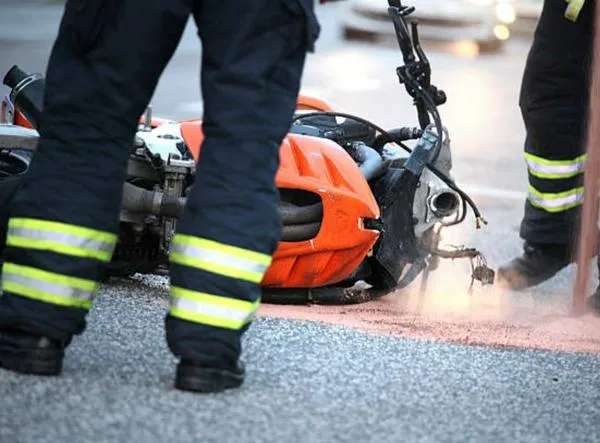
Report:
493,24,511,40
495,2,516,24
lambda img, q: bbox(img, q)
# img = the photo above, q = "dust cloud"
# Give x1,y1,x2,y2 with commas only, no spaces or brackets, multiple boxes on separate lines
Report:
260,248,600,355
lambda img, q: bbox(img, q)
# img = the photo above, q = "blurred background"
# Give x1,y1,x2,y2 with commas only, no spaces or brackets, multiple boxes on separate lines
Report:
4,0,585,302
0,0,541,187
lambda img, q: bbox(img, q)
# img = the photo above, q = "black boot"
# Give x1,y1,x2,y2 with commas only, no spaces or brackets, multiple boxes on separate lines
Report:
175,359,245,393
0,328,66,376
496,242,574,291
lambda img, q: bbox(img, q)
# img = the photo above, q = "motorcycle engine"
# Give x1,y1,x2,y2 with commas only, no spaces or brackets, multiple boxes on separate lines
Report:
107,118,196,277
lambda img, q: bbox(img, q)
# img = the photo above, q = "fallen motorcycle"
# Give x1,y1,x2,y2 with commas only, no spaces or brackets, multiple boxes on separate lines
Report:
0,0,494,304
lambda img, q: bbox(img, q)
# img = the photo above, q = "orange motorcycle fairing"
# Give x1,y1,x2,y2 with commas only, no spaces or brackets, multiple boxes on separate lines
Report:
179,121,381,289
296,94,335,112
12,109,33,129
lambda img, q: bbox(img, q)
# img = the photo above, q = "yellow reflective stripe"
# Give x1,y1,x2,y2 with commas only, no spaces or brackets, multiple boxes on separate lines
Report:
9,218,117,243
565,0,586,21
169,234,272,283
524,153,586,179
527,185,584,213
169,286,259,330
1,262,96,309
7,218,117,262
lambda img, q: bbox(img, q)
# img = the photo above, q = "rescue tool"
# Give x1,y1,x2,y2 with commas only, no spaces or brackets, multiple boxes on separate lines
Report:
0,0,494,304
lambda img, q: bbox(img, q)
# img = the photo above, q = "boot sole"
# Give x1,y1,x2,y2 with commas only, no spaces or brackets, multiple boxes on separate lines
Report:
0,343,63,376
175,365,244,393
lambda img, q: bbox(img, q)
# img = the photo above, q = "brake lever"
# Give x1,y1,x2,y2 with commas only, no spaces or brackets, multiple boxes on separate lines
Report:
410,20,446,107
388,1,416,65
388,0,446,129
410,21,430,89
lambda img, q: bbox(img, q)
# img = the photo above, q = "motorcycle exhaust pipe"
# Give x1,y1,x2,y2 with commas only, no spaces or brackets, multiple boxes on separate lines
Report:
121,182,186,219
2,65,45,130
428,189,460,218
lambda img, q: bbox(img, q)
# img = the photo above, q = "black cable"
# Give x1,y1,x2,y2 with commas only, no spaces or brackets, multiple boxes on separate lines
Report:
291,111,484,225
402,72,444,164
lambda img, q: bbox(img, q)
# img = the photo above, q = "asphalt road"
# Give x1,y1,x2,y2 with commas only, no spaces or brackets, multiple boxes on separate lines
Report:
2,277,600,443
1,2,600,442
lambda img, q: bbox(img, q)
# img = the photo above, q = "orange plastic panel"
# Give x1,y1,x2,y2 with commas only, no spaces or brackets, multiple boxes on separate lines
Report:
178,120,381,288
296,94,334,112
179,119,204,160
14,110,33,129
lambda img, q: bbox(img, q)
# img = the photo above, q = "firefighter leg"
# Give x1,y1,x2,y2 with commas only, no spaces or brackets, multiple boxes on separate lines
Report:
164,0,319,393
497,0,595,290
0,0,191,375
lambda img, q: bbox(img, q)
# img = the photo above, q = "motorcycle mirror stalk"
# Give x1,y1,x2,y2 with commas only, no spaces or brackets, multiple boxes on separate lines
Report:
387,1,447,129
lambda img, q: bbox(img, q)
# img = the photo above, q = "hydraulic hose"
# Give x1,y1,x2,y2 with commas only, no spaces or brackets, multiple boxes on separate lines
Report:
279,201,323,225
122,182,323,242
352,142,386,181
281,222,321,242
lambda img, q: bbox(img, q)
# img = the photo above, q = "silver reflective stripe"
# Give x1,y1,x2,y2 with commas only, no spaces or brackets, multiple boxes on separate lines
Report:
6,218,117,262
525,158,585,177
524,152,587,179
8,227,114,254
171,297,253,324
171,242,268,275
528,186,584,212
168,286,259,329
2,270,93,301
529,193,582,208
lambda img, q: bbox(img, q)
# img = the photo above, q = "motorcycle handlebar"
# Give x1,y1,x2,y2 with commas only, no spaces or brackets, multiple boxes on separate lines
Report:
3,65,29,89
2,65,45,130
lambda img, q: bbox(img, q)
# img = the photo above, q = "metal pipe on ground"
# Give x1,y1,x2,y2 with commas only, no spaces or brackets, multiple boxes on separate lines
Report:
573,2,600,315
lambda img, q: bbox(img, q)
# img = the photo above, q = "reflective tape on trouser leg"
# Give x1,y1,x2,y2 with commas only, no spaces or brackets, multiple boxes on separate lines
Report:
527,185,584,213
6,218,117,262
169,286,260,330
1,262,96,309
524,153,586,179
168,234,271,329
1,218,116,308
169,235,272,283
564,0,586,21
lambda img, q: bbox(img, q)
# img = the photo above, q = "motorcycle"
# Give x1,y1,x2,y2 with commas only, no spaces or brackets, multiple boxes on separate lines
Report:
0,0,494,304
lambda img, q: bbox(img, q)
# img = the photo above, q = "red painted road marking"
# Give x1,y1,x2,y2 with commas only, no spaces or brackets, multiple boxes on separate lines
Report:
259,287,600,355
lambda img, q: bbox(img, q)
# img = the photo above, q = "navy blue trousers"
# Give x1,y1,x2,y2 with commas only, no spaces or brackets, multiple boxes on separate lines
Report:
0,0,319,365
519,0,594,246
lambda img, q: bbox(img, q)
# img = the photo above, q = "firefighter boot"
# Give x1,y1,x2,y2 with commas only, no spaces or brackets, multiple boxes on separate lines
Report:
0,328,66,376
496,242,573,291
175,359,245,393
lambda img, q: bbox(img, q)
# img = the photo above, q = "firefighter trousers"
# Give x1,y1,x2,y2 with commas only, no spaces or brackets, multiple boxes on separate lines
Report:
0,0,319,366
519,0,595,246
